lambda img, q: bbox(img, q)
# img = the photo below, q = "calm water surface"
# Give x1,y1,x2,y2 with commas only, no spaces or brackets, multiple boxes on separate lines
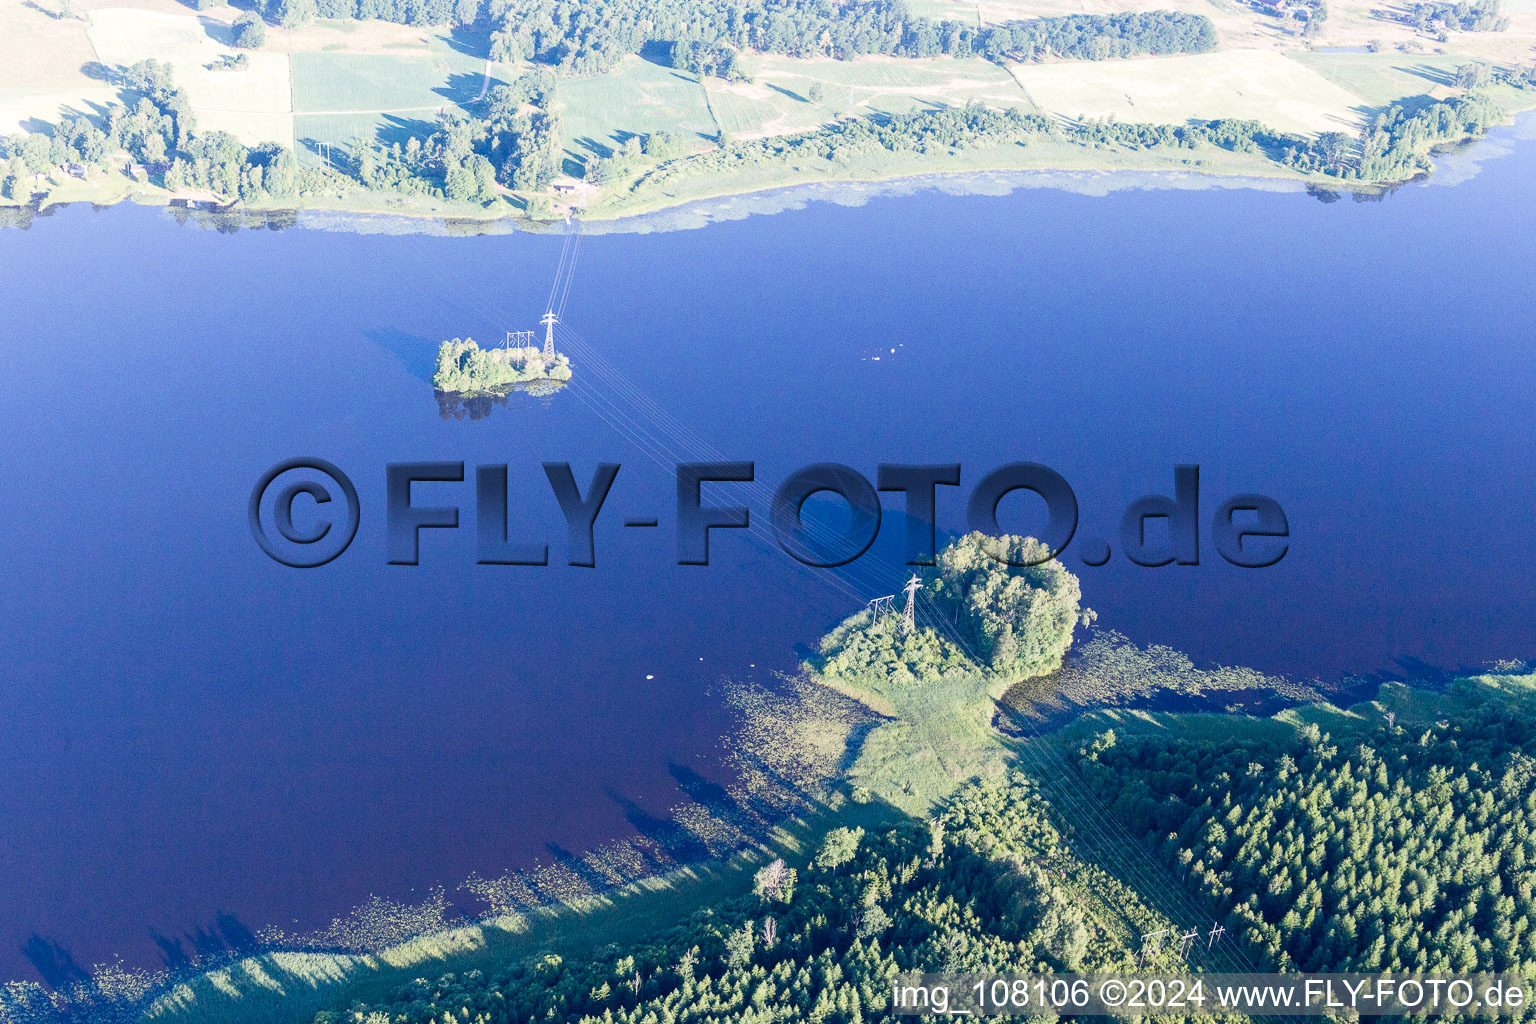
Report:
2,137,1534,983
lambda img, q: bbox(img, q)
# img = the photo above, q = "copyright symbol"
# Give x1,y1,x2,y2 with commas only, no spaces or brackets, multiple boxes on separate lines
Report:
248,458,360,568
1100,979,1126,1007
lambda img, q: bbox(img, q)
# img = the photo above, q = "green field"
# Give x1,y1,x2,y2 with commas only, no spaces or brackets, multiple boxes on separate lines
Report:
1011,48,1368,136
555,56,719,167
705,55,1034,138
288,44,524,166
1288,50,1468,108
291,50,501,112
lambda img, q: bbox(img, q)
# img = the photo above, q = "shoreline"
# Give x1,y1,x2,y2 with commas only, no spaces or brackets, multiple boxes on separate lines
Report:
72,670,1375,1024
4,623,1519,1018
5,107,1534,237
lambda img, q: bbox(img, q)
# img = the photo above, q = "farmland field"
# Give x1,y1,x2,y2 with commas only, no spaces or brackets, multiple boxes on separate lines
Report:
0,0,112,134
705,55,1035,138
1009,48,1369,135
1288,51,1467,108
86,7,293,147
290,51,498,112
286,42,517,166
0,86,120,136
285,15,438,54
556,56,718,164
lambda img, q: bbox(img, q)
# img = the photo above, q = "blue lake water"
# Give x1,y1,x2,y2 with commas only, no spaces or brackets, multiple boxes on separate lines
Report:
2,133,1535,983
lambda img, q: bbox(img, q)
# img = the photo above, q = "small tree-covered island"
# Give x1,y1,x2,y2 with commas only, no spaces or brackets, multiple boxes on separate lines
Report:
433,337,574,394
70,530,1536,1024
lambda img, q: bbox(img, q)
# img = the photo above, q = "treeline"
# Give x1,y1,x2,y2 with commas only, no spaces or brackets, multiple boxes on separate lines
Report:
256,0,480,28
625,82,1527,198
638,106,1307,192
962,10,1217,63
486,0,1216,75
252,0,1215,76
1165,87,1514,181
8,51,1526,210
1405,0,1508,32
1077,677,1536,977
644,105,1051,191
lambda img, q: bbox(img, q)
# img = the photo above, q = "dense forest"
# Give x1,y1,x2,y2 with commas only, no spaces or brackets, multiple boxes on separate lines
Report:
1079,677,1536,978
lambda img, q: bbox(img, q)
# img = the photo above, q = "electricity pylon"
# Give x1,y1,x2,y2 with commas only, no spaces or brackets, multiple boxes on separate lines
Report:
901,573,921,635
540,310,558,359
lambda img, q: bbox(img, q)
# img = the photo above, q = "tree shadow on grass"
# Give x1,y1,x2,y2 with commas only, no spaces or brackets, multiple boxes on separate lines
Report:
1406,61,1457,86
199,15,236,46
638,40,674,67
80,60,118,84
378,112,440,148
436,70,495,106
569,134,615,160
766,82,807,103
442,26,494,59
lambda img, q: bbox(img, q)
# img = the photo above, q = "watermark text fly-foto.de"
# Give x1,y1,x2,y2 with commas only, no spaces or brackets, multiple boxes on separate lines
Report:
890,973,1527,1016
248,460,1288,570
